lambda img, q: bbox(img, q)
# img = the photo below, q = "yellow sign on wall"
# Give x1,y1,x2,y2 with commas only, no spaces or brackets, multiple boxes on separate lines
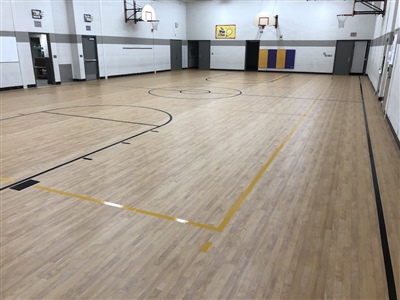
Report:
215,25,236,39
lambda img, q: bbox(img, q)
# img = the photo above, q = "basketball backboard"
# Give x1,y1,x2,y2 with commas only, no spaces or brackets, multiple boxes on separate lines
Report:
253,11,278,30
142,4,156,21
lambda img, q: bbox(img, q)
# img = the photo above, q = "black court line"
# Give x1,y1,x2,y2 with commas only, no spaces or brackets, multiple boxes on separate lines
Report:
0,112,43,121
205,73,291,83
359,77,397,300
42,111,158,127
205,72,235,82
1,106,173,191
148,87,242,99
241,93,362,103
0,116,25,121
269,74,292,82
153,87,236,94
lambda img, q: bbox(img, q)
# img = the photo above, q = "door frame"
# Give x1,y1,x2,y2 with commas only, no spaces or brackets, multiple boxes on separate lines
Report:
377,33,393,99
333,39,370,75
245,40,260,71
187,40,199,69
82,35,99,80
198,40,211,70
170,39,183,70
350,40,370,75
29,32,55,85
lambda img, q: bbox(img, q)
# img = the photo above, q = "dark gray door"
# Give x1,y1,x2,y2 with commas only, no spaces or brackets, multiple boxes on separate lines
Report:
82,36,98,80
170,40,182,70
199,40,210,70
333,41,354,75
245,41,260,71
188,41,199,69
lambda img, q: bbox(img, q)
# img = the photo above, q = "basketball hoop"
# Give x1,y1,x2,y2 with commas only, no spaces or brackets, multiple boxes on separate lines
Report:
253,11,278,32
337,14,352,28
148,20,159,32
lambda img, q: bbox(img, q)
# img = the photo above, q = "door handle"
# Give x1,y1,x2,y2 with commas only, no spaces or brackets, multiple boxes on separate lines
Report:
85,59,97,62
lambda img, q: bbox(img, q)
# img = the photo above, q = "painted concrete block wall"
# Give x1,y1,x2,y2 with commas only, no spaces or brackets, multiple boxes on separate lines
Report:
183,45,188,68
366,0,399,140
385,42,399,138
186,1,375,72
71,0,183,77
1,0,186,88
11,1,57,33
1,1,20,88
1,0,69,87
69,0,186,77
1,1,14,31
210,43,246,70
0,63,23,88
16,40,35,87
366,44,384,89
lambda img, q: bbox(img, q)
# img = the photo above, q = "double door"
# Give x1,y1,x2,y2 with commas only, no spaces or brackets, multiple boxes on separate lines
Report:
333,40,370,75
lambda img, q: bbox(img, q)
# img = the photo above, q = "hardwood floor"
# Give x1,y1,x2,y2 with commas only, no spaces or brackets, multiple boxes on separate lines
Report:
1,71,399,299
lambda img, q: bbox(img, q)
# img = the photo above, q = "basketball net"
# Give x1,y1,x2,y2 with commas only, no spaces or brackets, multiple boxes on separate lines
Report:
258,25,265,33
148,20,159,32
337,15,348,28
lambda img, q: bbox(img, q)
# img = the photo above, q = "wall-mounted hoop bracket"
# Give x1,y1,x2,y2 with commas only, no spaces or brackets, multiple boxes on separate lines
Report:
353,0,387,16
124,0,142,23
124,1,157,24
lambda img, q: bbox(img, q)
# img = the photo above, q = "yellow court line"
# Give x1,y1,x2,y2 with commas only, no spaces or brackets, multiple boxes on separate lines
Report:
201,241,213,252
216,97,320,231
1,96,318,233
34,185,220,231
0,177,219,231
0,177,14,183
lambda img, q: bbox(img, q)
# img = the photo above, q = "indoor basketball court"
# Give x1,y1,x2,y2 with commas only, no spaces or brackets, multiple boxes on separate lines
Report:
1,70,399,299
1,0,399,299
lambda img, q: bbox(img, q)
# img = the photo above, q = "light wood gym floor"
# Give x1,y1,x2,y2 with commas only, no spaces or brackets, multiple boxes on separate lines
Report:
1,70,399,299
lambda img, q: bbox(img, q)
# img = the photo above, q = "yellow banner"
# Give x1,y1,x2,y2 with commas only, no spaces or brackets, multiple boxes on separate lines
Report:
215,25,236,39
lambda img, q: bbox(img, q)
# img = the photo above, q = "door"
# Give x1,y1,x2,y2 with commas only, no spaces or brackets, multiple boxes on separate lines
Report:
377,34,393,99
245,41,260,71
333,41,354,75
170,40,182,70
382,33,397,109
199,41,210,70
350,41,369,74
82,36,99,80
29,33,55,85
188,41,199,69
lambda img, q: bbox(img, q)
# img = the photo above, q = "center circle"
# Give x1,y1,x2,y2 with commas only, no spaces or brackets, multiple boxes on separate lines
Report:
179,89,211,94
148,86,242,100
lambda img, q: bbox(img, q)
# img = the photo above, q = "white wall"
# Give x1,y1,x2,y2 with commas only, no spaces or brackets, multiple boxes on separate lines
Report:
187,0,375,73
366,0,399,140
210,44,246,70
1,0,187,88
1,0,395,89
1,0,22,88
385,41,399,139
